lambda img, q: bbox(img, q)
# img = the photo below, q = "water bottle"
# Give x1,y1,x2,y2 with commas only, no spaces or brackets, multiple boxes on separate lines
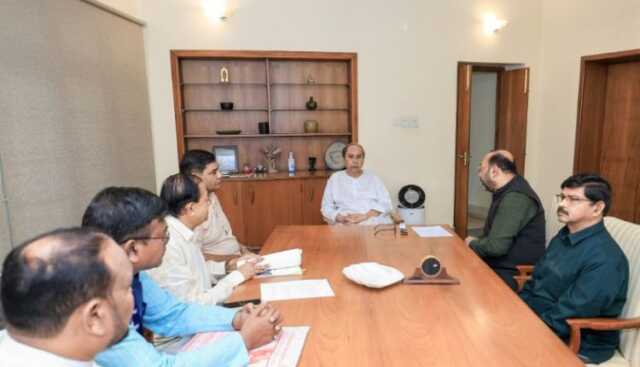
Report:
288,152,296,173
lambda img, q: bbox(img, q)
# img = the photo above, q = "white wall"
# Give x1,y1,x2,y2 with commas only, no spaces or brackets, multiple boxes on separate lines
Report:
469,72,497,212
140,0,543,225
528,0,640,237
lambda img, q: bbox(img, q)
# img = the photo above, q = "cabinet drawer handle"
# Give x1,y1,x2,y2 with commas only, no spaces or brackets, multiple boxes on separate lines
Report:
233,190,238,205
309,188,314,202
250,189,255,205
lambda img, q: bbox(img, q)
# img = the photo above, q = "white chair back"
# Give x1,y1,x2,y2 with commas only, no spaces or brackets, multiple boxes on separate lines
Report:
604,217,640,367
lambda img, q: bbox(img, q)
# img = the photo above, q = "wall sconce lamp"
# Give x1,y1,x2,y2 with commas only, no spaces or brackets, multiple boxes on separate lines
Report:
483,14,508,34
203,0,233,22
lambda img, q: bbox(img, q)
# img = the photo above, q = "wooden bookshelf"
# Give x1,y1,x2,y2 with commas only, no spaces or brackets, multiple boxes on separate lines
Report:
170,50,358,246
170,50,358,171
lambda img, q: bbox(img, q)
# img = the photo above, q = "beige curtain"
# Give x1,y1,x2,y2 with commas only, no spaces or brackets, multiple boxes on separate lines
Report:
0,0,155,261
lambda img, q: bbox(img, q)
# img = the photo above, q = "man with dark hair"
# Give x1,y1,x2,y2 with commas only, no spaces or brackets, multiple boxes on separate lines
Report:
148,173,259,307
180,149,255,259
520,173,628,364
0,228,133,366
321,143,393,225
82,187,282,367
464,150,546,290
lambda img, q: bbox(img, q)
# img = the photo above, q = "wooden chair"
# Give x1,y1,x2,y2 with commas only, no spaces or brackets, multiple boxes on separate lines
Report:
514,265,534,292
515,217,640,366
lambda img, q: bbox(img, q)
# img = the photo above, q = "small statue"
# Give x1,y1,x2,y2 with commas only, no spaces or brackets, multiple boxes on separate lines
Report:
305,74,316,84
261,144,282,173
220,67,230,83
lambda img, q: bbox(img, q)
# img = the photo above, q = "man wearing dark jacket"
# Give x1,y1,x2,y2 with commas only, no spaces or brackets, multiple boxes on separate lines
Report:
465,150,546,290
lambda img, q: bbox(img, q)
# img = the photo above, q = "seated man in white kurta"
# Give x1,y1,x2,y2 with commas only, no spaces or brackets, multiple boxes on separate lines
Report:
180,150,255,261
321,143,393,225
147,173,260,307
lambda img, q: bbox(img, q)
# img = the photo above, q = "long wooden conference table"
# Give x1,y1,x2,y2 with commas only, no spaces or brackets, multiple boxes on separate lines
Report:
228,225,584,366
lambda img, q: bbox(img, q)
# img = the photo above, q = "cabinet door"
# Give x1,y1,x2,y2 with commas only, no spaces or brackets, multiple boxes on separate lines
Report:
243,180,303,247
216,181,247,245
302,178,328,225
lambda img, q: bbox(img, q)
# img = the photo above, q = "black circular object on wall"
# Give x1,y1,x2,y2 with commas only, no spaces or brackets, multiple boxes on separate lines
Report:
420,256,442,278
398,185,426,208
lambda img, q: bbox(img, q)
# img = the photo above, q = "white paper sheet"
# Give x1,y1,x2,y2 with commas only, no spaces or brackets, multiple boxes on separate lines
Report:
261,279,335,301
412,225,453,238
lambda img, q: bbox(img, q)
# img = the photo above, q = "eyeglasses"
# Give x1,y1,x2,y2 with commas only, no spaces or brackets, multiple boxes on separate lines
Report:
374,224,397,237
555,194,592,206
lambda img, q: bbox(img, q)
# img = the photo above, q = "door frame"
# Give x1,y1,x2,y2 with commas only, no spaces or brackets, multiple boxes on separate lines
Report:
453,61,528,238
574,48,640,171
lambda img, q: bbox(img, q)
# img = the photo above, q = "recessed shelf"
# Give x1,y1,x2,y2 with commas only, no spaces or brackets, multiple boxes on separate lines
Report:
185,133,352,139
270,83,349,87
271,108,349,112
181,82,267,86
183,108,268,112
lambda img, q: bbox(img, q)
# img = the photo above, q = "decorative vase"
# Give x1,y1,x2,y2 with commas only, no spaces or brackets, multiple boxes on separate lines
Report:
303,120,319,133
305,96,318,110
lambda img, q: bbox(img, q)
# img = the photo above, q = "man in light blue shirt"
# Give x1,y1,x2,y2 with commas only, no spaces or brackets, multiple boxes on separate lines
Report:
82,187,282,367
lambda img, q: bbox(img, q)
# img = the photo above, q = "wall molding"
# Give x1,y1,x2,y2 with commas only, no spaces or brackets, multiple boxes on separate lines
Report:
80,0,146,26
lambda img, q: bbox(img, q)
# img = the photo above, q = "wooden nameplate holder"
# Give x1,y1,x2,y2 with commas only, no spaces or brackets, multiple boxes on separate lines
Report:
404,267,460,284
403,255,460,285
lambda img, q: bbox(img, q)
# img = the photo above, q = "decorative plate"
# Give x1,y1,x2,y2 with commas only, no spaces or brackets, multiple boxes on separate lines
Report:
342,262,404,289
216,129,242,135
324,141,347,170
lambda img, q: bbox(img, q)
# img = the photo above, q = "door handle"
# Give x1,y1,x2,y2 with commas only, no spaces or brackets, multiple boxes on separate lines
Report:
309,188,314,202
250,189,255,205
233,190,238,205
456,152,470,167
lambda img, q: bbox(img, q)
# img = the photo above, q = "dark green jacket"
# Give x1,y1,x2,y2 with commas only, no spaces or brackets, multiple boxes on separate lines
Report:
471,175,546,289
519,221,629,364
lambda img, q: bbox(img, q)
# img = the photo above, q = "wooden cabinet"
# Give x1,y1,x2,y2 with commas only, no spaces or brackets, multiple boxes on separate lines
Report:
215,181,247,245
243,179,303,246
216,173,329,247
302,178,327,225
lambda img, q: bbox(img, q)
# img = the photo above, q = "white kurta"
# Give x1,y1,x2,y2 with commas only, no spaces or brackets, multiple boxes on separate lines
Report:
0,331,99,367
321,170,393,225
146,216,245,305
193,192,242,256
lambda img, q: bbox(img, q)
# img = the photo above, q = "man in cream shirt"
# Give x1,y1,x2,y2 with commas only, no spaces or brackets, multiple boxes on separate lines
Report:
180,150,253,260
0,228,133,367
321,143,394,225
147,173,260,306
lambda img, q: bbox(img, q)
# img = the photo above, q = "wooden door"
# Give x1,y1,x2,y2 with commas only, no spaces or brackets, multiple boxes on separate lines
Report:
574,50,640,224
216,181,247,245
302,178,328,224
496,68,529,173
597,61,640,222
243,180,303,247
453,63,472,237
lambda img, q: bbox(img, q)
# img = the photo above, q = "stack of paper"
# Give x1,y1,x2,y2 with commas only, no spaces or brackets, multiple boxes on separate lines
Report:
239,248,303,278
